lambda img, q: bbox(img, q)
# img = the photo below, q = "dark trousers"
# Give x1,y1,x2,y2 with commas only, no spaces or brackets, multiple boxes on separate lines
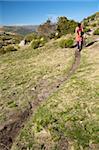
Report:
77,41,83,51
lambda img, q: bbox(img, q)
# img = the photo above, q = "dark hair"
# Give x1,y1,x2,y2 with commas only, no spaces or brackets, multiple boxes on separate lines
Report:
78,23,81,28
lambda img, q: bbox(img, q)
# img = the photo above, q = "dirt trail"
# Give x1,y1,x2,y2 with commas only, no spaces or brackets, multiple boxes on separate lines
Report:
0,50,81,150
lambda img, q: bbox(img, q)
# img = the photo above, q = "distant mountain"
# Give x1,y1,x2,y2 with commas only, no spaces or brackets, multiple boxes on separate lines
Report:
2,25,38,35
1,12,99,36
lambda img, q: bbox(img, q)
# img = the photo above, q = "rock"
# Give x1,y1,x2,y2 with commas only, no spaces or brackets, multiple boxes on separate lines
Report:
19,40,25,47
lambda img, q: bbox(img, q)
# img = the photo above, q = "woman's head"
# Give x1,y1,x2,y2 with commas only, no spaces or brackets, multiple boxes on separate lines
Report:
78,23,81,28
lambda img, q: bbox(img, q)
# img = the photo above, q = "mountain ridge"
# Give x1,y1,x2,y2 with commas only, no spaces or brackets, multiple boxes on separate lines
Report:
1,12,99,35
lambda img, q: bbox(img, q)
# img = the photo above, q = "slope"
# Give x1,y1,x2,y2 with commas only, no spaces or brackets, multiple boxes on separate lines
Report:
11,41,99,150
0,39,75,149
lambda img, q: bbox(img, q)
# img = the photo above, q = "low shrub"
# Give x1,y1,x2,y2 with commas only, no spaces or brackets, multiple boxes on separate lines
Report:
54,32,61,39
59,38,74,48
31,39,40,49
4,45,17,53
39,37,47,47
25,33,37,43
84,28,91,33
83,20,89,26
31,37,47,49
48,32,60,39
0,47,5,54
49,33,55,39
93,28,99,35
92,23,97,27
0,45,17,54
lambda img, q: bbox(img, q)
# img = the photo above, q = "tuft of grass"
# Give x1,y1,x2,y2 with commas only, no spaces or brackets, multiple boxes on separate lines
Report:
93,28,99,35
59,38,74,48
7,101,17,108
31,39,40,49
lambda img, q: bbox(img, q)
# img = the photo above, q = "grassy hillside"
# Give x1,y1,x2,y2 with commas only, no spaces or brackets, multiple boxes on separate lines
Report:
0,12,99,150
83,12,99,26
0,39,74,125
10,41,99,150
0,32,23,45
0,35,98,150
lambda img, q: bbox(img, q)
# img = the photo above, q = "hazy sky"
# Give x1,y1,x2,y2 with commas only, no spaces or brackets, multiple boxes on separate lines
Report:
0,0,99,25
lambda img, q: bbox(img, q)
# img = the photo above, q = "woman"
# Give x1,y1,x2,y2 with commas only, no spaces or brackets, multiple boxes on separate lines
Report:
75,23,84,51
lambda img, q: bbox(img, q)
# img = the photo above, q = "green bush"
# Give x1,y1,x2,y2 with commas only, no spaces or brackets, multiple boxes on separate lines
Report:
0,45,17,54
49,33,56,39
0,47,5,54
39,37,47,47
4,45,17,53
83,20,89,26
31,39,40,49
84,27,91,33
59,38,74,48
48,32,60,39
31,37,47,49
93,28,99,35
92,23,97,27
57,17,77,36
25,33,37,43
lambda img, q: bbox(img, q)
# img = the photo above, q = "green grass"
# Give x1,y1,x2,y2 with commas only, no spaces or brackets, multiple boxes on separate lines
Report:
0,39,74,125
11,42,99,150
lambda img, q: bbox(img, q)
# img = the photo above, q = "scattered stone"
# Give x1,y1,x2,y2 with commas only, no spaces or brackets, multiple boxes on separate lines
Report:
19,40,26,47
31,86,37,91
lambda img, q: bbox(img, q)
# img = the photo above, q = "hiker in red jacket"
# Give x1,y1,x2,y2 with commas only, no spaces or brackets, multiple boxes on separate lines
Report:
75,23,84,51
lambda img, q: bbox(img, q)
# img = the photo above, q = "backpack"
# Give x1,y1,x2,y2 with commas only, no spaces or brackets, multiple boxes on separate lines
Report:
77,28,84,37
